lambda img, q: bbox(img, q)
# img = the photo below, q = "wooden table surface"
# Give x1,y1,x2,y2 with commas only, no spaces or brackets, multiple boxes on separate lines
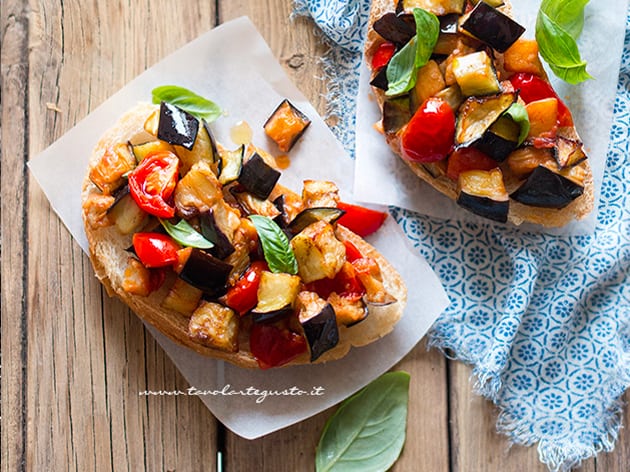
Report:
2,1,628,470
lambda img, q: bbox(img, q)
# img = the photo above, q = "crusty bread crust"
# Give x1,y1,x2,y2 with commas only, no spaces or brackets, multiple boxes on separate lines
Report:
82,104,406,368
365,0,594,227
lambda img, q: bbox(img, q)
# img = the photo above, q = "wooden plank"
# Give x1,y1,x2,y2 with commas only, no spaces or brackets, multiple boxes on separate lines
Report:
1,1,29,472
25,1,218,470
449,361,596,471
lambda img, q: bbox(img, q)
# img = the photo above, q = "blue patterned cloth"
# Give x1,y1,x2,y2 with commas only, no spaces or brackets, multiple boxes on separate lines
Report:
294,1,630,470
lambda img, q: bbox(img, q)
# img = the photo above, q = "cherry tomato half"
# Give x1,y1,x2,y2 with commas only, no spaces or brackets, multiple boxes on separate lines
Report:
371,41,396,70
509,72,573,127
250,324,307,369
128,151,179,218
224,260,268,316
132,232,180,268
446,147,498,181
401,97,455,163
336,202,387,237
305,262,366,299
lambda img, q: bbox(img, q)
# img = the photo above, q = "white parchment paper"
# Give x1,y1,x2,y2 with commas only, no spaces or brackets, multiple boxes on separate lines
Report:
28,17,449,439
355,0,628,235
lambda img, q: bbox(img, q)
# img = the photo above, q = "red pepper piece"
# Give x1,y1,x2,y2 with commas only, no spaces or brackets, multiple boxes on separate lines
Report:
336,202,387,237
224,260,268,316
371,41,396,70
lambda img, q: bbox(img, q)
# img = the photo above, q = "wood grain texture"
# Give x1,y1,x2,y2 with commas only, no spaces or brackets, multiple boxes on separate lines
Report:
1,1,29,471
2,0,628,471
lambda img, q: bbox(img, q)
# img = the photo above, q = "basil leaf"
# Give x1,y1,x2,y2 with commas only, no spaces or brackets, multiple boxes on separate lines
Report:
385,8,439,97
160,219,214,249
316,371,410,472
535,1,593,84
504,103,530,146
152,85,222,122
248,215,297,275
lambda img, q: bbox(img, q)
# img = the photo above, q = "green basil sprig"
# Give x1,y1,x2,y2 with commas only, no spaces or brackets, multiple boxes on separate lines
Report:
535,0,593,84
160,218,214,249
316,371,410,472
248,215,297,275
386,8,440,97
504,103,530,146
152,85,222,122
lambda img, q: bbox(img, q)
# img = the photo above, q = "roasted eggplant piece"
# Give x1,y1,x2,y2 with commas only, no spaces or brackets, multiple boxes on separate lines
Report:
161,278,204,315
107,191,148,235
251,272,301,323
176,121,220,174
457,168,509,222
383,96,412,136
451,51,501,97
178,248,233,296
288,208,345,234
291,221,346,283
352,258,397,306
199,211,235,260
218,145,244,184
434,84,464,111
455,92,517,146
328,292,368,327
433,14,463,55
174,161,223,218
233,191,281,218
373,12,415,46
510,165,584,209
263,99,311,152
131,140,175,162
554,137,587,169
370,67,389,91
396,0,466,16
89,143,136,194
506,146,556,178
410,60,446,112
188,301,239,352
157,102,199,150
297,292,339,362
237,153,281,200
473,115,520,162
302,180,340,208
459,2,525,53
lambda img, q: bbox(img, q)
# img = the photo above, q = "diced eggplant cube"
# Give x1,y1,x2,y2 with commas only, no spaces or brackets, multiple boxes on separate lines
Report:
302,180,340,209
157,101,199,150
510,166,584,209
554,137,587,169
288,208,345,234
238,153,281,200
457,168,509,222
291,221,346,283
179,248,233,296
451,51,501,97
251,272,301,323
383,96,412,135
199,211,235,260
373,12,415,46
473,115,520,162
459,2,525,53
297,292,339,361
328,292,368,327
162,278,203,315
263,99,311,152
455,92,517,146
218,145,244,184
188,301,239,352
370,67,389,91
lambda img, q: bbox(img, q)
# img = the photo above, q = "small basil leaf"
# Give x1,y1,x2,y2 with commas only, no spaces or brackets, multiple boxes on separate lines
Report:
540,0,588,39
385,8,439,97
504,102,530,146
316,371,410,472
535,1,593,84
248,215,297,275
152,85,222,123
160,218,214,249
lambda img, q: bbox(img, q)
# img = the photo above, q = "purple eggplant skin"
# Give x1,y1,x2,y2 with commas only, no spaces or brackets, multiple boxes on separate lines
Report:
199,211,236,260
457,193,509,223
157,102,199,150
440,13,460,34
250,306,294,324
300,303,339,362
383,96,411,136
370,67,389,91
106,183,130,213
373,12,416,47
237,153,281,200
288,207,346,234
179,248,233,297
203,121,220,165
472,132,517,162
510,166,584,209
459,2,525,53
